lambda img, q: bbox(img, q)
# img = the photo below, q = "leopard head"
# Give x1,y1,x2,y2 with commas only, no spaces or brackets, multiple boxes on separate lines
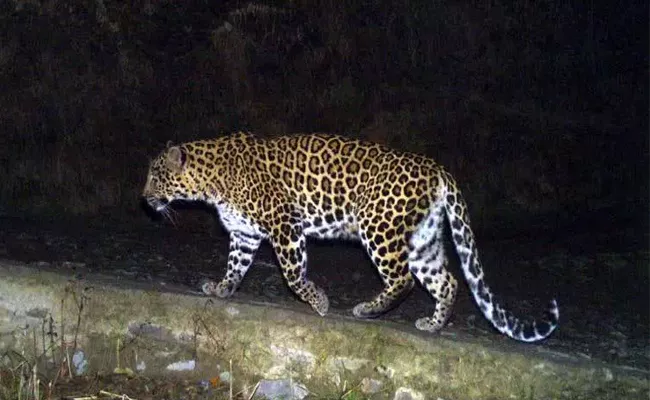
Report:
142,144,193,213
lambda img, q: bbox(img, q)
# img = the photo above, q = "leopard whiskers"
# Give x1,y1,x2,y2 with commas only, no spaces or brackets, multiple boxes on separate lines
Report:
161,206,178,227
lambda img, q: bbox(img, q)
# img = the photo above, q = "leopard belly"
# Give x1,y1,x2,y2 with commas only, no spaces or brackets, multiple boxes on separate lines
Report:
302,217,360,241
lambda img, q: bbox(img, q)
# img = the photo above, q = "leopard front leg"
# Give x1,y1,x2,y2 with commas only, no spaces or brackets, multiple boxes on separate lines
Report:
202,231,261,298
271,221,329,316
352,211,415,318
352,243,414,319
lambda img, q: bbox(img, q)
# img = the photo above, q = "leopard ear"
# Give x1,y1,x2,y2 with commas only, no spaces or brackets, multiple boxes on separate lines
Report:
166,146,187,172
166,140,174,149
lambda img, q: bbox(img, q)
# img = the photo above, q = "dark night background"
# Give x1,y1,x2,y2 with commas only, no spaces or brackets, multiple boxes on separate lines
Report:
0,0,647,230
0,0,648,382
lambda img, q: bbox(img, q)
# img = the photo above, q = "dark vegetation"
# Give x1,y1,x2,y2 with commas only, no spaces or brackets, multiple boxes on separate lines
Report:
0,0,647,236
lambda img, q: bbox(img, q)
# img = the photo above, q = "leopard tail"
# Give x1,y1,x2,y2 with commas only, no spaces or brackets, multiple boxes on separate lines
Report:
442,172,559,342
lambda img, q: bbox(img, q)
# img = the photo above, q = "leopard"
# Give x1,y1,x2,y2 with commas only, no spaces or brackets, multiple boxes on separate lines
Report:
142,132,559,342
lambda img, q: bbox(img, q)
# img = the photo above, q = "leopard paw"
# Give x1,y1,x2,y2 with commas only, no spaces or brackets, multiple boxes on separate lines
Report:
415,316,444,333
201,279,235,298
352,301,383,319
310,289,329,316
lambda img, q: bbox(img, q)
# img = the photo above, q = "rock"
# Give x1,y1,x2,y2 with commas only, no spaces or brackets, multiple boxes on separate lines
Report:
225,305,240,316
165,359,195,371
72,350,88,375
269,344,316,373
219,371,231,383
394,387,425,400
254,379,309,400
360,377,382,394
327,356,369,373
601,368,614,382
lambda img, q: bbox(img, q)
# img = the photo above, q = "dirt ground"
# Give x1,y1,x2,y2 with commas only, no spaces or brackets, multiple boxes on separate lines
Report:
0,209,647,398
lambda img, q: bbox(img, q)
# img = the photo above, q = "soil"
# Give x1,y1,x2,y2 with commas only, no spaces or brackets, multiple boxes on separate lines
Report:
0,208,647,398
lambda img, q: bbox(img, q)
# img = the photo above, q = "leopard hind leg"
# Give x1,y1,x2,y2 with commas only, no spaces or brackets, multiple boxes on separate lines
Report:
408,201,459,333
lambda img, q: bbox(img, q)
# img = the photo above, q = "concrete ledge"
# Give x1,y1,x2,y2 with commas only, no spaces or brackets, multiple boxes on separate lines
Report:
0,260,646,399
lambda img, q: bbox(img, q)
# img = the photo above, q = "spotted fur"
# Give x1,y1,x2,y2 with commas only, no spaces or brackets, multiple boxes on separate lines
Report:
143,132,559,342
